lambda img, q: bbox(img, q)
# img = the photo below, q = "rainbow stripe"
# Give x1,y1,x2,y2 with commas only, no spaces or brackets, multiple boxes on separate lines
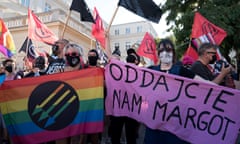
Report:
0,68,104,143
0,18,16,54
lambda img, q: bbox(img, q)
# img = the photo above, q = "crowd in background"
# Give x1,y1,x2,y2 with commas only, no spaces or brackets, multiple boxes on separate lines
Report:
0,38,240,144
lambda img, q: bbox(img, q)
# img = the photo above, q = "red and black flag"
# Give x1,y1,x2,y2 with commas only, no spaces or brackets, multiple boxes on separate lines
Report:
92,7,105,48
28,9,58,45
118,0,162,23
137,32,158,64
70,0,95,23
19,37,37,61
185,12,227,60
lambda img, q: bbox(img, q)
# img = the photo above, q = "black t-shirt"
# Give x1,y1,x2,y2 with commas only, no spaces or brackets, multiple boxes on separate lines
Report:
45,58,65,74
191,61,215,81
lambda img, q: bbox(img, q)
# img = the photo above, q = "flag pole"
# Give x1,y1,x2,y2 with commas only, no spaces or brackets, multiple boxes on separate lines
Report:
61,10,71,39
26,7,30,58
106,6,119,34
105,6,119,58
91,39,93,49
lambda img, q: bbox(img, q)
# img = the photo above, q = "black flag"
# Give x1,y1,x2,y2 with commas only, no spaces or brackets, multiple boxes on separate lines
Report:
118,0,162,23
19,37,37,60
70,0,95,23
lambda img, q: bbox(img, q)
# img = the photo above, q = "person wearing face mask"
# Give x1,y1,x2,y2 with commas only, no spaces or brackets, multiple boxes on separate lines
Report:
45,39,69,74
24,56,47,77
144,39,206,144
2,58,16,81
63,43,85,72
53,43,85,144
191,43,231,84
1,59,16,143
77,49,102,144
87,49,99,67
108,50,140,144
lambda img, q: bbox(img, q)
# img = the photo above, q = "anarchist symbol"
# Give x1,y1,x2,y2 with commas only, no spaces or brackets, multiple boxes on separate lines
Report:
143,38,155,54
28,81,79,131
202,22,219,40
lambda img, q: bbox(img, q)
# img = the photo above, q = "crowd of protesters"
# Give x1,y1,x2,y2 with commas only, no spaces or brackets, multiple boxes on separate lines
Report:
0,38,240,144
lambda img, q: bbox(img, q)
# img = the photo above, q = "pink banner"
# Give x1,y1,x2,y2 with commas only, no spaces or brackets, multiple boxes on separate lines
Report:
105,59,240,144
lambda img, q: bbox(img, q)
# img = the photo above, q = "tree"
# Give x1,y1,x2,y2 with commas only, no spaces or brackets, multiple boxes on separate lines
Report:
162,0,240,68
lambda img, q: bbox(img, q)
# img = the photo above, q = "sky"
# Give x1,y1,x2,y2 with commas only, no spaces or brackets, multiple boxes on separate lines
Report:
86,0,172,37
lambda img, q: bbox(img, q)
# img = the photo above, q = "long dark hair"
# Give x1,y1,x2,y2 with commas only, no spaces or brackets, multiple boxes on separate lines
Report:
157,39,176,63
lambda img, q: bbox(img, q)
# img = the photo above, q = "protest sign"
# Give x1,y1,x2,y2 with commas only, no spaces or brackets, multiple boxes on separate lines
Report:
105,59,240,144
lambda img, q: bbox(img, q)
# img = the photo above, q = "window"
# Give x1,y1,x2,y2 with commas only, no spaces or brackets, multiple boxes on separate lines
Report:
115,29,119,35
20,0,30,7
125,42,131,50
44,3,51,12
137,26,142,33
125,28,130,34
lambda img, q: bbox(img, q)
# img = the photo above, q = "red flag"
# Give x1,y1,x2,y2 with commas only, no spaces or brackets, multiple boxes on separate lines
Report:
28,9,58,45
185,12,227,60
92,7,105,48
137,32,158,64
0,18,16,55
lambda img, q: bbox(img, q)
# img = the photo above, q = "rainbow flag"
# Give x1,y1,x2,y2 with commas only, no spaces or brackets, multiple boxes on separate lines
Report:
0,68,104,143
0,18,16,54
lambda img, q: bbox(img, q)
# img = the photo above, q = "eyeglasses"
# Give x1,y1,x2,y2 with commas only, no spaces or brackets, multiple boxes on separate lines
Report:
159,46,173,53
206,51,217,55
55,41,64,45
65,52,80,57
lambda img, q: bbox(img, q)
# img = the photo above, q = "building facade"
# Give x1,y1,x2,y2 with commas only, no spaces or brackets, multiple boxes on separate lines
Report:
0,0,97,69
0,0,158,68
109,21,158,62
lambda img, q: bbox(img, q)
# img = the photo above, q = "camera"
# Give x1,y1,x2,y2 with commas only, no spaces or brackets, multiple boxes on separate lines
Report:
214,60,229,73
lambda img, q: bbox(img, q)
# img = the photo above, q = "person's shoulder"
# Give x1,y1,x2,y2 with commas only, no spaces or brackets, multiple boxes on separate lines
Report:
192,60,201,66
148,65,160,71
169,64,181,75
24,71,35,78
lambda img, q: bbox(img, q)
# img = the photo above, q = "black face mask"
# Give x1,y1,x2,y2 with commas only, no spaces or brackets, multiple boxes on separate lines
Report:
209,55,217,64
52,45,59,56
66,55,80,67
5,65,13,73
88,56,98,66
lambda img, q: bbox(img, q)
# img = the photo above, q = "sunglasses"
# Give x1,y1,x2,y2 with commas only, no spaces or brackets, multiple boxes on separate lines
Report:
159,46,173,52
55,41,64,45
206,51,217,55
65,52,80,57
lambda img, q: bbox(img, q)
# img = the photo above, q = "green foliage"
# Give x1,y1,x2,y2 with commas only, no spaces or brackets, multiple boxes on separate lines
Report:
162,0,240,63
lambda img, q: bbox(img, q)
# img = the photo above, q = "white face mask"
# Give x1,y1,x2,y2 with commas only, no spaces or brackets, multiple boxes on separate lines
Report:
159,51,173,64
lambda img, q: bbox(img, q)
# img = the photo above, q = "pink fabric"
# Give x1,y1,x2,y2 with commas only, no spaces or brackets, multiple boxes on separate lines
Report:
182,55,195,65
105,59,240,144
0,45,8,57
